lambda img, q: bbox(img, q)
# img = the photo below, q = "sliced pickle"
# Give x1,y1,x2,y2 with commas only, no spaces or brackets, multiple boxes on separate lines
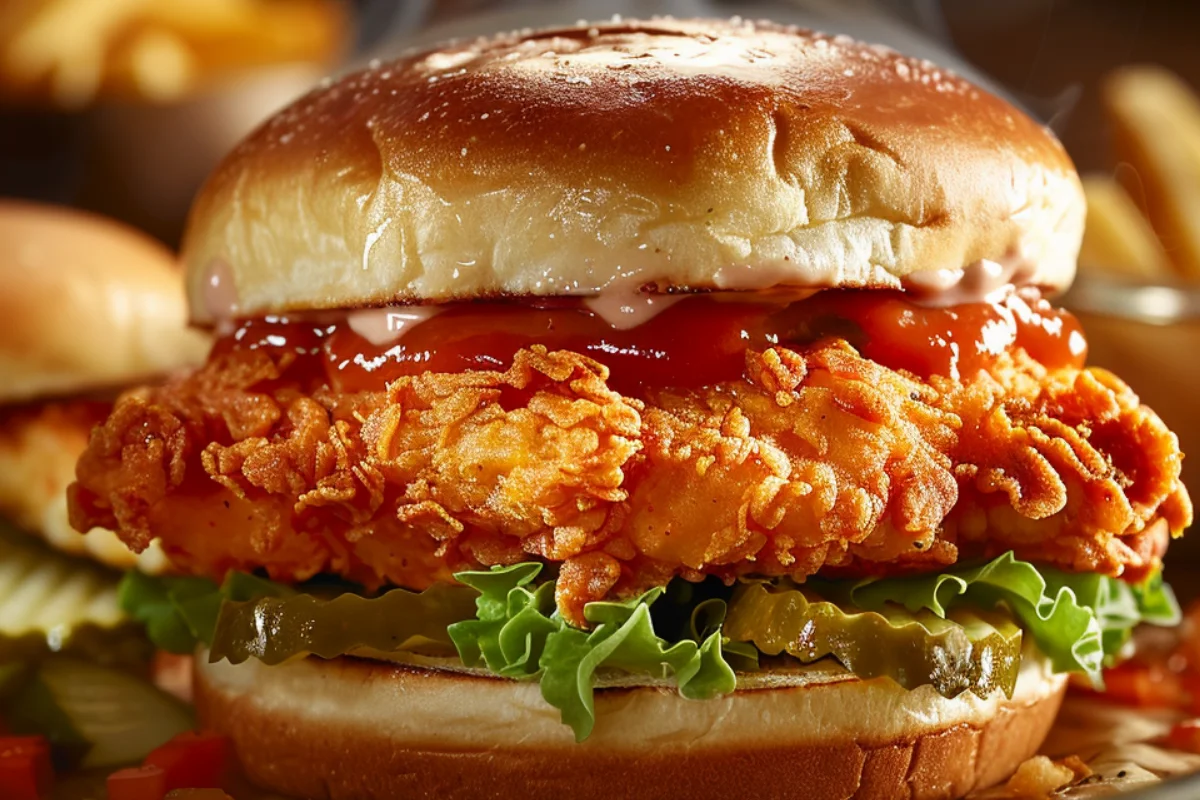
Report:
0,529,123,631
4,657,193,768
0,528,151,666
209,582,479,665
722,582,1023,698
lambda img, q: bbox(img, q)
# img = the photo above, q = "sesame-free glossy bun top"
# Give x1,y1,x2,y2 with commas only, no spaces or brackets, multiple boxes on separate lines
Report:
183,17,1084,323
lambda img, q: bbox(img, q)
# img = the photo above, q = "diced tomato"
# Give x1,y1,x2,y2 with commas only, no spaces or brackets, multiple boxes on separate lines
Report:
1167,719,1200,753
144,731,231,792
1175,607,1200,672
1101,662,1184,708
0,736,53,800
108,764,168,800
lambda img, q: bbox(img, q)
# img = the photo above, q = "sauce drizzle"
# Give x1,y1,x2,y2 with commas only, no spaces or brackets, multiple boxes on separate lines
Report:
214,290,1087,396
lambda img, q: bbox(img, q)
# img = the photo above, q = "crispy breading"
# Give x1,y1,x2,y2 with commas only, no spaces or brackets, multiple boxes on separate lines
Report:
0,400,168,572
69,341,1191,624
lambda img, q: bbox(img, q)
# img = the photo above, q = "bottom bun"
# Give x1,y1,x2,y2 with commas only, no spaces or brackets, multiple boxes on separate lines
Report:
194,647,1066,800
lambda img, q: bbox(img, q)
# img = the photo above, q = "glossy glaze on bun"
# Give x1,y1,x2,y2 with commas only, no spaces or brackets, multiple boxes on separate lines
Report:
183,18,1083,323
0,201,210,403
195,649,1066,800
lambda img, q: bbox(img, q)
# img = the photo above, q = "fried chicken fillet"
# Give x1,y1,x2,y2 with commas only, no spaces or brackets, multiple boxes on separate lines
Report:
69,318,1188,624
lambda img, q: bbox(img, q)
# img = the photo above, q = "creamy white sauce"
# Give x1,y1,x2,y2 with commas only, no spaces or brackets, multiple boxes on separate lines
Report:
902,254,1037,307
203,259,240,320
207,251,1039,336
347,306,443,346
714,253,1039,307
712,261,819,292
583,287,682,329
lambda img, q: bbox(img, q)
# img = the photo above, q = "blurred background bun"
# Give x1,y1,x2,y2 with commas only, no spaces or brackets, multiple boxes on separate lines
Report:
0,200,209,402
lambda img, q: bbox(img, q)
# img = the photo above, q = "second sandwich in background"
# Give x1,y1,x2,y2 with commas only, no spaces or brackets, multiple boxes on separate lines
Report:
0,200,209,570
0,200,208,771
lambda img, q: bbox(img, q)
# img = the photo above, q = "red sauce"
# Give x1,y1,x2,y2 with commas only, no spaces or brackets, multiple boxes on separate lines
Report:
214,290,1087,396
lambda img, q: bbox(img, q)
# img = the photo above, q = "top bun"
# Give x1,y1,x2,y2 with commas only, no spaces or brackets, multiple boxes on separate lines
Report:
183,17,1084,323
0,201,211,403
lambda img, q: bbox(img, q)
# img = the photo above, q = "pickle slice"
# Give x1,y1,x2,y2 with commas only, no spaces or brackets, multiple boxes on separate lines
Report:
209,582,479,665
4,657,193,768
0,528,123,632
0,527,150,666
722,582,1023,698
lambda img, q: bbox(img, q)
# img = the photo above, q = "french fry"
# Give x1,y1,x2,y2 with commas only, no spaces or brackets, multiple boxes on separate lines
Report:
0,0,345,106
1079,174,1173,280
1104,66,1200,280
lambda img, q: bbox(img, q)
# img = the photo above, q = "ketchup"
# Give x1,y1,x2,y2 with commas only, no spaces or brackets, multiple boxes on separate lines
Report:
215,290,1086,396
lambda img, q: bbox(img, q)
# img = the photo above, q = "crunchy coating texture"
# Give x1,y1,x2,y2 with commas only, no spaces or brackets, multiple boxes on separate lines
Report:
0,401,169,572
69,342,1190,624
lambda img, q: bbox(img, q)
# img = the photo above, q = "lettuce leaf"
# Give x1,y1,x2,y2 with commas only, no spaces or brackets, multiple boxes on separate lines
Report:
446,563,557,677
809,552,1179,686
449,563,740,741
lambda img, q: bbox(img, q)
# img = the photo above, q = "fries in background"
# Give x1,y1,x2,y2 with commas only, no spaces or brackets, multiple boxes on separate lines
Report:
0,0,347,107
1082,66,1200,282
1079,175,1173,280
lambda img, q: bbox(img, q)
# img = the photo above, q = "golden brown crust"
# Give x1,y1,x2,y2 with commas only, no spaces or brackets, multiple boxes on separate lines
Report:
193,653,1067,800
68,339,1189,624
183,18,1082,322
0,200,210,403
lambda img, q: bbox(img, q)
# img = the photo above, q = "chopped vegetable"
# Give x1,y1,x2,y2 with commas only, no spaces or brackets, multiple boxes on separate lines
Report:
144,731,230,792
0,529,151,668
448,564,739,742
0,736,52,800
1167,720,1200,754
812,552,1179,687
1099,661,1185,709
0,528,124,634
107,764,167,800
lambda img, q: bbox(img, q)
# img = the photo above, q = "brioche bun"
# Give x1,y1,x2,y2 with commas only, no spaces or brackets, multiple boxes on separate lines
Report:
195,648,1066,800
182,18,1084,323
0,200,210,403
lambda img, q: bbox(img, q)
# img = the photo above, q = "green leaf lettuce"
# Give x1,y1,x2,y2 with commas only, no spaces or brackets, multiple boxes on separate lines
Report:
810,552,1179,687
449,564,739,741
